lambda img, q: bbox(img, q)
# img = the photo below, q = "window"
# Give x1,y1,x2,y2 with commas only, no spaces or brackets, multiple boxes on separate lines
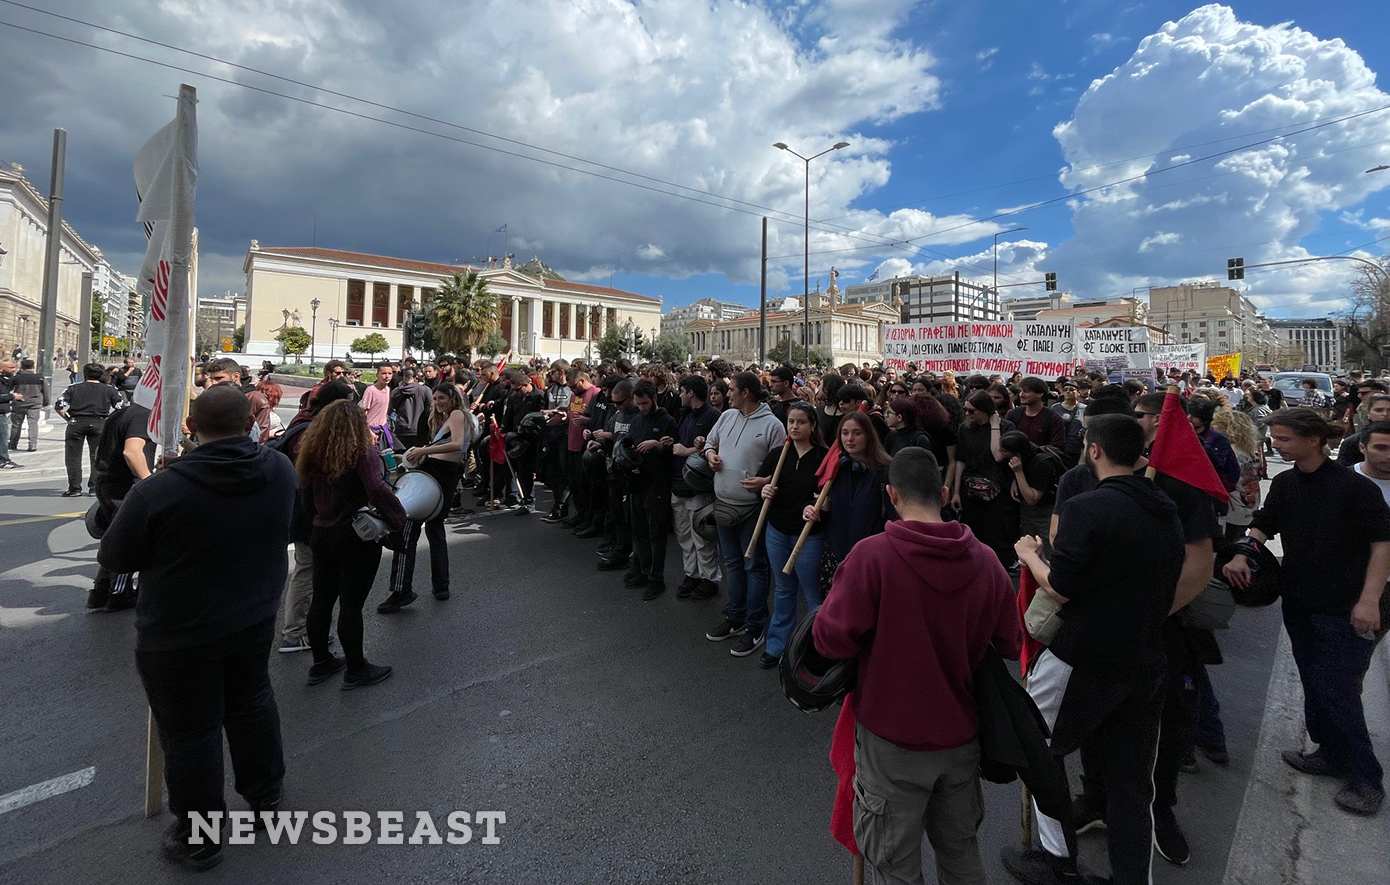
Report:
1219,331,1227,337
543,302,554,338
397,285,414,326
372,283,390,327
346,279,365,325
1218,320,1227,327
560,304,569,338
420,287,435,308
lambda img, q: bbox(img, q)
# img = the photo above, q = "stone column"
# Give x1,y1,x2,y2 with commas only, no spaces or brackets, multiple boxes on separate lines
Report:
510,296,521,353
528,298,541,354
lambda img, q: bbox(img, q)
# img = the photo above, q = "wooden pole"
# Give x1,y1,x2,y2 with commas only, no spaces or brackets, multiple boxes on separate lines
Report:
746,440,791,559
853,854,864,885
783,476,833,575
144,708,163,818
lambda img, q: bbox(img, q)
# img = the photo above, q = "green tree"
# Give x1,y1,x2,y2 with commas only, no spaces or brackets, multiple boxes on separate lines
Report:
767,337,829,367
649,333,688,366
478,329,508,359
350,332,391,361
277,326,312,362
598,326,625,362
233,324,245,351
428,271,500,354
90,296,106,354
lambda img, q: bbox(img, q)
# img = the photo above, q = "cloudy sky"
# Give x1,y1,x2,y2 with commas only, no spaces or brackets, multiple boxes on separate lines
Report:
1,0,1388,318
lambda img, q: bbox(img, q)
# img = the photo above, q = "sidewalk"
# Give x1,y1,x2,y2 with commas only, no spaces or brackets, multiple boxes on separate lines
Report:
0,412,81,488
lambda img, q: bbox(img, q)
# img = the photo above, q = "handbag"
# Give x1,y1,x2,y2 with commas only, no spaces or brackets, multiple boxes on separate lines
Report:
1023,590,1064,645
963,474,1002,502
712,498,759,528
1179,579,1237,631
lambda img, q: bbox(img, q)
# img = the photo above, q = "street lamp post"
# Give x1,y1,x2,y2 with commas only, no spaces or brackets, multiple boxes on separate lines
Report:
993,226,1027,299
329,317,339,360
774,140,850,368
309,297,321,373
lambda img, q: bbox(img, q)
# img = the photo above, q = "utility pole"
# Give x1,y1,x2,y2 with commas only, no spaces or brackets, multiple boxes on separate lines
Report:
37,129,66,391
79,271,93,362
759,216,767,366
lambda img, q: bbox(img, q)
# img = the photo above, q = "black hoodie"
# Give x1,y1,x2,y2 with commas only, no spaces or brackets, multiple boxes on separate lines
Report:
1047,473,1184,670
98,436,297,651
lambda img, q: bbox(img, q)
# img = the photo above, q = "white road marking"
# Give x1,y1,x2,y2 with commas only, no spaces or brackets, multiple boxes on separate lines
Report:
0,767,96,816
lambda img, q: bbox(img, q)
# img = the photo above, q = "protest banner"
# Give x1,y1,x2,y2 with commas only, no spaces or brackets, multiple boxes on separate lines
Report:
1150,343,1207,374
881,321,1074,377
1076,326,1151,369
1206,352,1242,380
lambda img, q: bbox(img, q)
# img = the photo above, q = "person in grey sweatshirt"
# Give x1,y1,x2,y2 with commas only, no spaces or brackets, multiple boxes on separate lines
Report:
701,371,787,656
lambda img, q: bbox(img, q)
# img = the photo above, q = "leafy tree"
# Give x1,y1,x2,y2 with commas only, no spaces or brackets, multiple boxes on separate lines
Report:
350,332,391,361
233,324,245,351
276,326,312,362
90,296,105,354
1343,257,1390,372
478,328,508,359
649,333,689,366
598,326,625,362
767,337,829,367
428,271,500,354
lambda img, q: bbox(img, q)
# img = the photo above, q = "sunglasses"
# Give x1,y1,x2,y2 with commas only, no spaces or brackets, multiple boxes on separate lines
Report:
963,406,979,414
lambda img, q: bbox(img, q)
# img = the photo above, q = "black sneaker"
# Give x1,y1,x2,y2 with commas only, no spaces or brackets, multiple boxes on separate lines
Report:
573,525,603,538
161,823,223,872
560,514,585,528
758,652,779,669
641,580,666,601
1071,792,1106,834
597,556,629,572
502,496,519,509
61,488,82,497
307,655,347,685
85,588,109,610
1179,748,1199,773
1000,846,1086,885
1281,749,1347,778
102,593,137,613
623,571,650,589
540,509,566,523
376,590,417,614
691,579,719,600
1153,810,1190,865
730,629,764,657
705,618,746,641
516,502,533,515
1334,782,1385,816
675,576,698,599
432,589,450,601
1199,743,1230,766
342,662,393,690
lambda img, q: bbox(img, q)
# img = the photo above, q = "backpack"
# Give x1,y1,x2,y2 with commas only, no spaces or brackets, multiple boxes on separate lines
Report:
266,420,309,454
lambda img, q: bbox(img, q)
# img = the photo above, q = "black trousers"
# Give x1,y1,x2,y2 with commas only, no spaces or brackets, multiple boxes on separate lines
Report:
564,449,588,517
605,477,631,557
541,430,568,502
629,481,672,579
389,460,461,596
64,417,104,491
135,618,284,831
308,524,383,672
1052,664,1165,885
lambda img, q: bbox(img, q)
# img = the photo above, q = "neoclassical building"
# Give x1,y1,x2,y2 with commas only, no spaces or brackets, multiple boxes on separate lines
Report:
679,295,901,366
242,244,661,362
0,162,100,361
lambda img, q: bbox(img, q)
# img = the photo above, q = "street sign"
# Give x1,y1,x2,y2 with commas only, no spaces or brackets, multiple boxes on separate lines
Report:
102,337,116,348
220,337,233,352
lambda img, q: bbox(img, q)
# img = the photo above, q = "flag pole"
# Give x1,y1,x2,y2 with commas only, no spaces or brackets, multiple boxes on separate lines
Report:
783,476,833,575
746,439,791,559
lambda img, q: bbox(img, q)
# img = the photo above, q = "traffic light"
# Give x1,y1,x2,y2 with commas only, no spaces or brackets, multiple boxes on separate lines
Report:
1044,272,1057,292
632,328,645,353
1227,258,1244,281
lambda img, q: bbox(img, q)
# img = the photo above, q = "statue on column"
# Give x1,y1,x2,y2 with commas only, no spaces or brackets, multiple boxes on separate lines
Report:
289,308,302,327
827,266,839,307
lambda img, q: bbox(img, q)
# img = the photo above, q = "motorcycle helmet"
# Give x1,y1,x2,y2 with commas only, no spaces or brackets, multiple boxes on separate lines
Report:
682,450,715,494
693,500,718,543
581,446,608,480
779,607,856,713
1214,537,1280,608
610,435,642,476
505,432,530,461
519,411,548,441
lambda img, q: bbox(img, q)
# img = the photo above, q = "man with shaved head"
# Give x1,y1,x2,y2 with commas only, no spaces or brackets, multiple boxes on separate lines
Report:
99,382,298,871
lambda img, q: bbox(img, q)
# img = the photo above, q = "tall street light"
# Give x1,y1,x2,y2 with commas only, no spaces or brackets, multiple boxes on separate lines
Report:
993,226,1027,299
309,297,321,372
774,140,850,367
329,317,339,360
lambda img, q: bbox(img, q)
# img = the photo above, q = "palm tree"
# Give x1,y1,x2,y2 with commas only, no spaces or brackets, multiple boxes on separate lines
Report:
428,271,500,354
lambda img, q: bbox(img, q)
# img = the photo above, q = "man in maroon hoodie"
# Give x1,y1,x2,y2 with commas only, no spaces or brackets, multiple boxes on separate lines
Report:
815,447,1023,885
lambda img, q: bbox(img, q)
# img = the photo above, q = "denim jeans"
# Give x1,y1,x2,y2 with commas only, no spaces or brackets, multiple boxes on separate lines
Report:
716,515,770,634
763,525,824,657
0,413,10,463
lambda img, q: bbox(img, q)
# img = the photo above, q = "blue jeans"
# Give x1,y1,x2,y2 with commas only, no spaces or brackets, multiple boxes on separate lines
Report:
716,516,770,634
763,525,824,658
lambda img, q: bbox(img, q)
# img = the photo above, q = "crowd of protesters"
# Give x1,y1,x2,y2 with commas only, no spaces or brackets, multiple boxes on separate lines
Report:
70,346,1390,879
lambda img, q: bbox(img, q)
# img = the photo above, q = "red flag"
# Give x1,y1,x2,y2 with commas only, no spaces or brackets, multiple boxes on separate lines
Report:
828,692,859,855
489,421,507,465
815,441,844,487
1147,390,1229,503
1017,566,1044,675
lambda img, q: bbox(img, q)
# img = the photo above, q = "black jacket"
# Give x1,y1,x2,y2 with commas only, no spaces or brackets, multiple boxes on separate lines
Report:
98,437,297,651
973,647,1071,821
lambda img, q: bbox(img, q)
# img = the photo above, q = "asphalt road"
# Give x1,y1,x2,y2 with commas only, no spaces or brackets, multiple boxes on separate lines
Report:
0,455,1287,884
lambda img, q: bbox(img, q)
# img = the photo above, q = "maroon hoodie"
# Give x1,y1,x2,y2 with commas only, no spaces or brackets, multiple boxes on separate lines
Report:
813,519,1023,752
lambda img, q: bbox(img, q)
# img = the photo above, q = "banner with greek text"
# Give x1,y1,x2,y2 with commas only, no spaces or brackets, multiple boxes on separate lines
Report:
1206,352,1242,380
881,321,1075,377
1076,326,1150,369
1150,343,1207,374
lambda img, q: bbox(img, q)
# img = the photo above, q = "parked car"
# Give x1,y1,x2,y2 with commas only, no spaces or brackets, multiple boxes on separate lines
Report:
1271,371,1333,405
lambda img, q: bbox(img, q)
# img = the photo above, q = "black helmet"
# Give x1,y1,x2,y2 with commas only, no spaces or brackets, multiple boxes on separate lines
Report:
610,435,642,476
505,433,530,461
519,411,547,441
682,450,715,494
581,446,607,480
693,500,718,543
1215,537,1280,608
779,607,856,713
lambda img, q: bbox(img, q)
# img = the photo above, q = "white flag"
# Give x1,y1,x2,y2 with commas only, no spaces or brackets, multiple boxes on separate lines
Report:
132,85,197,451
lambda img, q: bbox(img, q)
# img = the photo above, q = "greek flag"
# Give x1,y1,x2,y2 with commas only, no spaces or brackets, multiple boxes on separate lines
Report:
867,268,879,281
495,223,508,233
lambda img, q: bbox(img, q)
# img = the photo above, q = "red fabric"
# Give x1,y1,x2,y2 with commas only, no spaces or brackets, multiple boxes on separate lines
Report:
1017,566,1044,675
828,692,859,855
489,420,506,464
1147,390,1229,503
815,441,844,487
